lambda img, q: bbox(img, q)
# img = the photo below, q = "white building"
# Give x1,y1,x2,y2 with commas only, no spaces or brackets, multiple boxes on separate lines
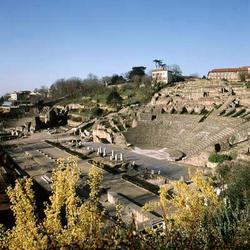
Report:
152,67,173,84
208,66,250,81
9,92,18,101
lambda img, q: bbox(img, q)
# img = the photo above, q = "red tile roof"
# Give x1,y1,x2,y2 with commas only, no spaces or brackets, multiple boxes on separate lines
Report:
209,66,250,73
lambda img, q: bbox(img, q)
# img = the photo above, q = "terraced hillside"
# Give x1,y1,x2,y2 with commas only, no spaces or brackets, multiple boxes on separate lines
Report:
124,79,250,158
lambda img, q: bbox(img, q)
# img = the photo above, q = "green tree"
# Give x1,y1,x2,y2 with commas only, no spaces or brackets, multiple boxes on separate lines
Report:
106,90,123,107
110,74,126,85
169,64,182,75
239,72,247,82
153,59,162,68
0,96,4,105
127,66,146,83
90,106,103,118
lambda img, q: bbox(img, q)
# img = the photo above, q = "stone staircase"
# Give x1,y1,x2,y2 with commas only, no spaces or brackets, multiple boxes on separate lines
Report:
66,118,96,134
183,127,235,157
216,106,250,119
241,109,250,118
124,111,248,158
211,96,236,117
231,108,246,117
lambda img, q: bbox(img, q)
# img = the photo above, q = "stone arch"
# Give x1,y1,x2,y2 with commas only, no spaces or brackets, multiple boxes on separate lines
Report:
214,143,221,152
151,115,157,121
203,91,209,97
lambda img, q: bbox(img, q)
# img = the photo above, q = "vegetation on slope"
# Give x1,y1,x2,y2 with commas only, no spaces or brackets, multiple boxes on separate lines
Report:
58,82,155,122
208,152,232,163
0,158,249,249
216,161,250,208
58,83,155,107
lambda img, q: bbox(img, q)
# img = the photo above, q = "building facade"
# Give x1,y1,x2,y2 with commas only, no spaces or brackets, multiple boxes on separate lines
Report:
152,67,173,84
9,92,18,101
208,66,250,81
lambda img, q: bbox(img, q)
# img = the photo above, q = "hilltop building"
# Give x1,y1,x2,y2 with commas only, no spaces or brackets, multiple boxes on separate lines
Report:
0,91,42,115
6,91,42,106
152,67,173,84
208,66,250,81
9,92,18,101
8,91,31,104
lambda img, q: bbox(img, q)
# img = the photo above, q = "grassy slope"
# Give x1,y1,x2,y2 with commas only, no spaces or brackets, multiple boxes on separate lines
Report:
59,84,154,106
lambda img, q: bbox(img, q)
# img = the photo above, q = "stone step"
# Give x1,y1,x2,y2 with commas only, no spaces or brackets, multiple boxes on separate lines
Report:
240,109,250,118
185,127,234,156
231,108,246,117
211,96,236,117
243,113,250,120
223,108,236,117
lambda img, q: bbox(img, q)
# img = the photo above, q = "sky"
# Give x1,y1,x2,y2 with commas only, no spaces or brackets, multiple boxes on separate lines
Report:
0,0,249,95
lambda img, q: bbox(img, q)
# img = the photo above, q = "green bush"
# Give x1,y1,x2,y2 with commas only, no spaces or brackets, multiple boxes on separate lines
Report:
106,90,123,107
110,74,126,85
90,107,103,118
208,153,232,163
216,163,250,208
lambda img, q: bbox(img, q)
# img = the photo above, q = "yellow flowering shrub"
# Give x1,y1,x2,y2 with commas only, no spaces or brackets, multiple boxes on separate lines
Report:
2,160,248,249
1,157,104,249
144,171,220,232
6,177,47,250
170,171,220,230
43,157,103,248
